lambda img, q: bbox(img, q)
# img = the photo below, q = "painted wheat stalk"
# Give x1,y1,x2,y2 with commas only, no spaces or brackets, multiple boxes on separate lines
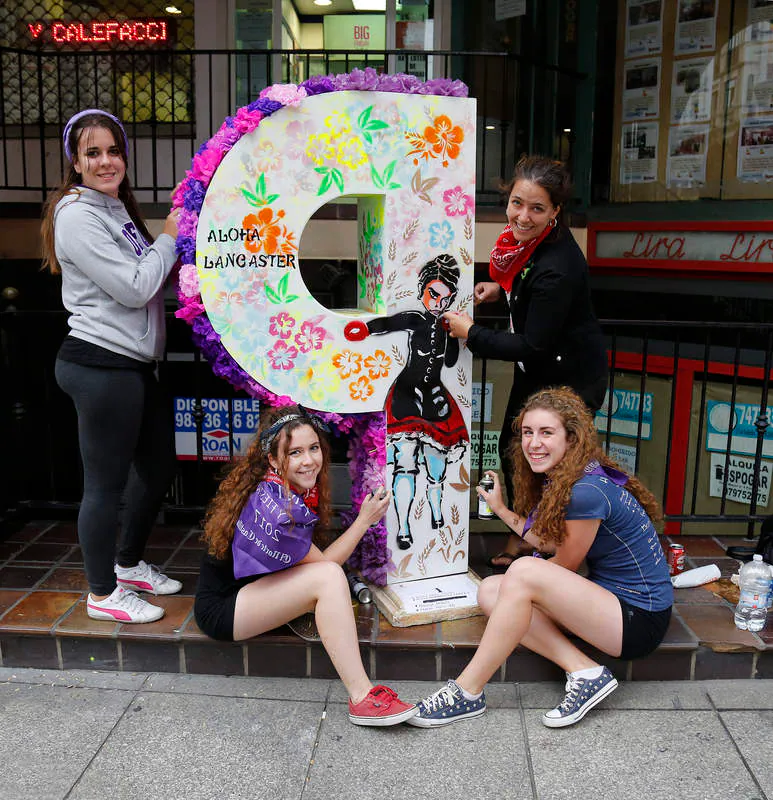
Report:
391,344,405,366
417,538,436,576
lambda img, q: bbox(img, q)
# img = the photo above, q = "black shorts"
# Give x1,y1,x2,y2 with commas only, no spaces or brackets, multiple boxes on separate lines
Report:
194,588,240,642
618,598,672,660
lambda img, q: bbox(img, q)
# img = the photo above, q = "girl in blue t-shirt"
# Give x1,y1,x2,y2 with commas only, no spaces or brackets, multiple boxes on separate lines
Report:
408,387,673,730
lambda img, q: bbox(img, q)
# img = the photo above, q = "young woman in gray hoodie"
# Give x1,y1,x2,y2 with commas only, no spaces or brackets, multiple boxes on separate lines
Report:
41,109,182,623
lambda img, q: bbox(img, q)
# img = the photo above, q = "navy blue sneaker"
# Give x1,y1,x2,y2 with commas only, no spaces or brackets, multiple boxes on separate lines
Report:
406,680,486,727
542,667,618,728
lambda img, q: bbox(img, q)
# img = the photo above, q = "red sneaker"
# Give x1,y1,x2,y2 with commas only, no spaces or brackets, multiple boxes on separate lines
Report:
348,685,417,726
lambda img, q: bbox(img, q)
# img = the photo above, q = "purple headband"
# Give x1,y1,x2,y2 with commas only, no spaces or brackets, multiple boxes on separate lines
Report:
63,109,129,161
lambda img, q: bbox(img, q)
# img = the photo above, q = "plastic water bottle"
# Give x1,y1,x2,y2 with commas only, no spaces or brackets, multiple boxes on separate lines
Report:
767,563,773,610
733,554,772,632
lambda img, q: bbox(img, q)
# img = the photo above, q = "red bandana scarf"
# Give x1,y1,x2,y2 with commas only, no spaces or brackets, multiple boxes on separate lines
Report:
488,220,555,292
264,468,319,511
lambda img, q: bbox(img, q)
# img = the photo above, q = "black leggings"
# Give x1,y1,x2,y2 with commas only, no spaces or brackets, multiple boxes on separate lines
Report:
55,359,175,595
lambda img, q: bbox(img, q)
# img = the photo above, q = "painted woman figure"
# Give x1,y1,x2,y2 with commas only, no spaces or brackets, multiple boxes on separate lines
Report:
345,253,469,549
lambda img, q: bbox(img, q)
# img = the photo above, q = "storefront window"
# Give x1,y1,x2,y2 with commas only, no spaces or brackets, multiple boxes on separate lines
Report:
395,0,433,80
0,0,194,126
611,0,773,202
234,0,273,107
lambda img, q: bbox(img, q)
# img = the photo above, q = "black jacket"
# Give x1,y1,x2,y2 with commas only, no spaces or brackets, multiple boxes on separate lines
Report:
466,228,607,404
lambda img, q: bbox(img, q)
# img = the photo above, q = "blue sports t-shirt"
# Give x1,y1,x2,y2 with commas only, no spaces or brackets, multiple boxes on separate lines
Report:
565,474,673,612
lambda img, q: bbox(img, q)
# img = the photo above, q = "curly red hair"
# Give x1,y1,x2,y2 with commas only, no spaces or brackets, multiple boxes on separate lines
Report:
201,406,331,558
508,387,662,548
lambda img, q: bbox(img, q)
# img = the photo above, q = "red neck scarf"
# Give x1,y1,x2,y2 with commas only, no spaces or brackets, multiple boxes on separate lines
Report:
489,221,554,292
264,467,319,511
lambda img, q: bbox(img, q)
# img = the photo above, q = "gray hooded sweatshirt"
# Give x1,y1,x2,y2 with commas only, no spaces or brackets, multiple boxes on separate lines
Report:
54,186,177,362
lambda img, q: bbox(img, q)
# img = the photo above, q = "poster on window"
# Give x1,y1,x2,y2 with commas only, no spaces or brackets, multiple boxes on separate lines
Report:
737,116,773,181
746,0,773,43
620,121,659,183
174,397,260,461
705,399,773,458
670,57,713,123
623,58,661,120
709,453,771,508
740,43,773,114
667,124,709,186
675,0,717,55
625,0,663,57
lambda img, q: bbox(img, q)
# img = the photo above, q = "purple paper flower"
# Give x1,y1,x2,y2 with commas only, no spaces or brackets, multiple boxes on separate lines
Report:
301,75,335,95
176,235,196,263
177,211,198,240
417,78,469,97
334,67,381,92
375,72,422,94
182,179,206,213
247,98,283,115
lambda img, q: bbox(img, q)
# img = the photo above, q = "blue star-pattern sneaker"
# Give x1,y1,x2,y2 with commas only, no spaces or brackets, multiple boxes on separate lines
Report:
406,680,486,727
542,666,618,728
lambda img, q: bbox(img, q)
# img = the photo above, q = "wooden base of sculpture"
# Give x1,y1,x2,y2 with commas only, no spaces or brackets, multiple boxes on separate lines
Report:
370,570,483,627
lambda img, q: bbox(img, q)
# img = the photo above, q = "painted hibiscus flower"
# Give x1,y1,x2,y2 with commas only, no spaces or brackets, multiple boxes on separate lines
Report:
267,340,298,370
268,311,296,339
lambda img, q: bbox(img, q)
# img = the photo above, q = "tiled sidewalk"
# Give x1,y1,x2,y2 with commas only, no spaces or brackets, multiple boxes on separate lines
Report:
0,521,770,679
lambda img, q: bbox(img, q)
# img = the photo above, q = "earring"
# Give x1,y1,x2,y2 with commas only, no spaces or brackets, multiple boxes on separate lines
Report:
549,217,557,227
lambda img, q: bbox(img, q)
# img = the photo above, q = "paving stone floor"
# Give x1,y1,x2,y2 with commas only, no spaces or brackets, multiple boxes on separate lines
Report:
0,520,770,680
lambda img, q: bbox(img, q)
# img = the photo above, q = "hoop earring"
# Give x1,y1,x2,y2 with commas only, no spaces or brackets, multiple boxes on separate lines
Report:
549,217,557,228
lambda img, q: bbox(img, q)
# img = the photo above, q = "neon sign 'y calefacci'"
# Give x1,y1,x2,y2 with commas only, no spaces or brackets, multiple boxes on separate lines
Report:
28,20,169,45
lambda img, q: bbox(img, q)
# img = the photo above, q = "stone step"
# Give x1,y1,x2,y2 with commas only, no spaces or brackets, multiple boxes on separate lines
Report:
0,522,770,680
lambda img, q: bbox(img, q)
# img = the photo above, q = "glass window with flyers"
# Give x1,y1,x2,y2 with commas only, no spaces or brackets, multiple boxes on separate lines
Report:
683,380,773,535
611,0,773,202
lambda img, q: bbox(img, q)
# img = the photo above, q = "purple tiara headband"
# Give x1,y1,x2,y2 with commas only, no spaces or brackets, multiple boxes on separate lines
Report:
63,109,129,161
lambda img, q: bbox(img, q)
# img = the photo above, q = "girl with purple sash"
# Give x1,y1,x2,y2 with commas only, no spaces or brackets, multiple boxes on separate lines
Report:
407,387,673,730
195,406,417,727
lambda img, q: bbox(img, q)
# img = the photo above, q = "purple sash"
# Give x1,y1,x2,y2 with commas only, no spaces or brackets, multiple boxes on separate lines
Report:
522,460,628,535
232,481,317,579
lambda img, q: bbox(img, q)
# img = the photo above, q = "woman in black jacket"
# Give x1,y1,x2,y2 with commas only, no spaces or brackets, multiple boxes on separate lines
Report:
443,155,608,568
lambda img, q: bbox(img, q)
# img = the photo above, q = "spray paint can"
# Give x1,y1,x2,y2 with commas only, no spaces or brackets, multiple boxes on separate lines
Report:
346,572,372,604
477,475,495,519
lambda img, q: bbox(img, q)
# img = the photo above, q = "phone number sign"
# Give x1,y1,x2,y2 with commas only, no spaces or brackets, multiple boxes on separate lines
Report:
174,397,260,461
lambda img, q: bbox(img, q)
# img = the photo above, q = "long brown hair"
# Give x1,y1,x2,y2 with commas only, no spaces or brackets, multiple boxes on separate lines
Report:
41,112,152,274
202,406,332,558
508,386,662,548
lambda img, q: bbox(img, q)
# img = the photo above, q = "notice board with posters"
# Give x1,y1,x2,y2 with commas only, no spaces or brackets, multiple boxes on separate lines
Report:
611,0,773,202
682,380,772,534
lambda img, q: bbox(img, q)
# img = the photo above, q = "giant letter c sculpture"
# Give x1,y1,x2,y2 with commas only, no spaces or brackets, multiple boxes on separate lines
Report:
177,73,476,585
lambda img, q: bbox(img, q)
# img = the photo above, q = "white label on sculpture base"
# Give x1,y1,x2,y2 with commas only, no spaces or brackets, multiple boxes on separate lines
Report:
370,570,482,627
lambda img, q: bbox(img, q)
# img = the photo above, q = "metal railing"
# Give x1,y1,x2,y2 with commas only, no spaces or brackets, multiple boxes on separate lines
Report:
0,45,587,206
1,308,771,540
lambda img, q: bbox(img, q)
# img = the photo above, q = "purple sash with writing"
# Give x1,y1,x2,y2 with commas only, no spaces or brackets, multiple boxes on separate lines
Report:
522,460,628,535
232,481,317,579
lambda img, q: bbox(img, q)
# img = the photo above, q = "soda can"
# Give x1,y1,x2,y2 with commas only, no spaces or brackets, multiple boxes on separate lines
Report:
667,543,685,576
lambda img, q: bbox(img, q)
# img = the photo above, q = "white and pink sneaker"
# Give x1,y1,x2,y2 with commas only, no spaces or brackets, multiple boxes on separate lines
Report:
115,560,183,596
87,586,164,623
